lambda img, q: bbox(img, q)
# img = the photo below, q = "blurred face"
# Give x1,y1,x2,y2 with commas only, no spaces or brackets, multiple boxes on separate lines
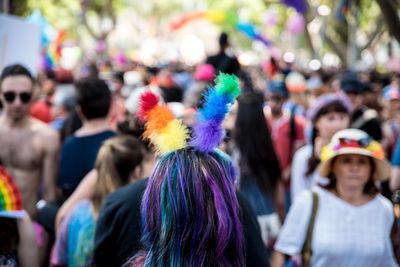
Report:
1,75,34,122
332,154,372,191
315,112,350,140
266,93,285,116
345,92,363,109
388,99,400,119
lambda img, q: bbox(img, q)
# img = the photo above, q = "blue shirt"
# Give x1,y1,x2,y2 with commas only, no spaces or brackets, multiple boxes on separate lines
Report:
392,138,400,166
58,130,116,198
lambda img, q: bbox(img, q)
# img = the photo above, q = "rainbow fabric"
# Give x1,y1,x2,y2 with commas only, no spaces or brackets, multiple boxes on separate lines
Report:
0,166,24,218
137,91,189,155
320,137,385,162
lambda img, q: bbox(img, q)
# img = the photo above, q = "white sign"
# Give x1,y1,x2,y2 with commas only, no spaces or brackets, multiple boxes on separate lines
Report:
0,14,41,76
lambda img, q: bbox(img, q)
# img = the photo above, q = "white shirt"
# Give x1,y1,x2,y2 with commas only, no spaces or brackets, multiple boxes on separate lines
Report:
290,145,328,200
275,187,398,267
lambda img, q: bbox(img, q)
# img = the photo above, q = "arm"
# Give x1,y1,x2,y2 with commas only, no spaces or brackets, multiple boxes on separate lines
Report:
274,191,313,260
381,210,399,267
270,251,286,267
290,147,307,200
390,139,400,192
390,167,400,192
276,181,285,223
42,130,60,202
17,212,39,267
55,169,98,231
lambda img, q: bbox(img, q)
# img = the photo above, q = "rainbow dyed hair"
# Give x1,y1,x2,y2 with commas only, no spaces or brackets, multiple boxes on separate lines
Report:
136,73,244,266
141,148,244,266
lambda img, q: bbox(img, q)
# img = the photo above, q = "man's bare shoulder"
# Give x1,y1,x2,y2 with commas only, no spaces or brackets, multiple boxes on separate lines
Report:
30,118,59,145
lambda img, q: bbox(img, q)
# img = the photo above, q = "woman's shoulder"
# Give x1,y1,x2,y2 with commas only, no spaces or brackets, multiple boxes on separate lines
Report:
374,194,394,212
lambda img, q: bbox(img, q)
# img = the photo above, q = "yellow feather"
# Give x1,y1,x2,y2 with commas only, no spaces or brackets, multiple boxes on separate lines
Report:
150,120,189,154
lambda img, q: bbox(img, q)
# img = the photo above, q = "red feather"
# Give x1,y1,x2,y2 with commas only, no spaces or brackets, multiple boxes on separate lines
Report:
137,91,160,122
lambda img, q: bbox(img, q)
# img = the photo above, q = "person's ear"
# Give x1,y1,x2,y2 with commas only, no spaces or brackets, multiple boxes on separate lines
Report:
75,106,84,119
130,165,143,182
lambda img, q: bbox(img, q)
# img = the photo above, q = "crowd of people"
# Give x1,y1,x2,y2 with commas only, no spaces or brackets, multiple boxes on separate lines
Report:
0,32,400,266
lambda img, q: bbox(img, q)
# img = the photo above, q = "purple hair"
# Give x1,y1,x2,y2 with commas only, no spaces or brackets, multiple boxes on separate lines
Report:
139,147,245,267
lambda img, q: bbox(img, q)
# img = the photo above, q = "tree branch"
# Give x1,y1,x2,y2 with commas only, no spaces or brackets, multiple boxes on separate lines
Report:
375,0,400,43
361,17,384,51
322,31,347,64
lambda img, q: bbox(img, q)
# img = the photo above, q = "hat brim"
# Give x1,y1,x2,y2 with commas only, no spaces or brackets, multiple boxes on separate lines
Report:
319,148,391,181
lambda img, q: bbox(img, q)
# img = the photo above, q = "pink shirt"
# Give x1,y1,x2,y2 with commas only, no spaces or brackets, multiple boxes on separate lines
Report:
266,113,305,171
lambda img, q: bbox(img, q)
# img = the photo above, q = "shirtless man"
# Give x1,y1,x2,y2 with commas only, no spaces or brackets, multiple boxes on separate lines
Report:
0,64,59,219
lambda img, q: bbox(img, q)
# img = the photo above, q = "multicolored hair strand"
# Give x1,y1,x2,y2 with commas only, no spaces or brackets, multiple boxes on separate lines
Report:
141,149,245,267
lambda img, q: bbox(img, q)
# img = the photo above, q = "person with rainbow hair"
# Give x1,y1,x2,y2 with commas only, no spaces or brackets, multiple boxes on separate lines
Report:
129,73,245,266
94,73,268,266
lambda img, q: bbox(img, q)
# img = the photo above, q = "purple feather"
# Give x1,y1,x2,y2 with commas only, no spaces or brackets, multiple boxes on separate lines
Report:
190,119,223,152
282,0,307,13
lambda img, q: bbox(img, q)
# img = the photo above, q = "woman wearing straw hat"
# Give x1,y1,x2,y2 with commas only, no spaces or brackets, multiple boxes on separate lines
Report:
272,129,398,267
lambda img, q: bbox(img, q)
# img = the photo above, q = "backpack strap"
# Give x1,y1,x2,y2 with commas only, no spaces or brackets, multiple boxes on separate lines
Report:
302,191,319,267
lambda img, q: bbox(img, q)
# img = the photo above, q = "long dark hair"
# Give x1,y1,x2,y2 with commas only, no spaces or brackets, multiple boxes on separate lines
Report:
306,100,349,176
234,92,281,194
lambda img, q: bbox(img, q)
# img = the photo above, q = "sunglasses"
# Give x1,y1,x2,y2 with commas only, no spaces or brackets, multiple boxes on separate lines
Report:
2,91,32,104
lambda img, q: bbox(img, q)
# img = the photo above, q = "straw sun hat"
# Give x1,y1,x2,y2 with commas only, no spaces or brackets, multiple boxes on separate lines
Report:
319,129,390,181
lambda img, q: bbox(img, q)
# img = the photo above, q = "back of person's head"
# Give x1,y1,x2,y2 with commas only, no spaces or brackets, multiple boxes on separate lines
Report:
141,147,243,266
219,32,229,48
234,92,281,193
267,80,289,98
112,71,125,84
75,78,112,120
135,73,245,267
1,64,34,87
92,135,144,214
340,70,365,94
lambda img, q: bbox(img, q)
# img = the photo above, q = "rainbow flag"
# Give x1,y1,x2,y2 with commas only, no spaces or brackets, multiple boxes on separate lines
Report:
0,166,24,218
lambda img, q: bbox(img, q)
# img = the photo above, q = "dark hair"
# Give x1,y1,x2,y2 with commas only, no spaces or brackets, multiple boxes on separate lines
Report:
234,92,281,194
75,78,111,120
219,32,229,47
1,64,34,85
322,156,379,195
306,100,349,176
91,135,144,215
117,115,152,152
60,109,83,143
0,217,18,255
112,71,124,84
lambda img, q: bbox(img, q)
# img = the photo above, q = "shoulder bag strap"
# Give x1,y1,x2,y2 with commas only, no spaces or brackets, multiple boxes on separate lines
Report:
302,191,319,267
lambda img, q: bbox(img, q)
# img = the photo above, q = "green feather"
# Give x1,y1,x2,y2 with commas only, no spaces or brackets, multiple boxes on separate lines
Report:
214,73,240,99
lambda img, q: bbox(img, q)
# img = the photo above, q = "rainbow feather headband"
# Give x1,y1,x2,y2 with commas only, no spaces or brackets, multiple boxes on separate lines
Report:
138,73,240,154
137,91,189,154
190,73,240,152
0,166,24,218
